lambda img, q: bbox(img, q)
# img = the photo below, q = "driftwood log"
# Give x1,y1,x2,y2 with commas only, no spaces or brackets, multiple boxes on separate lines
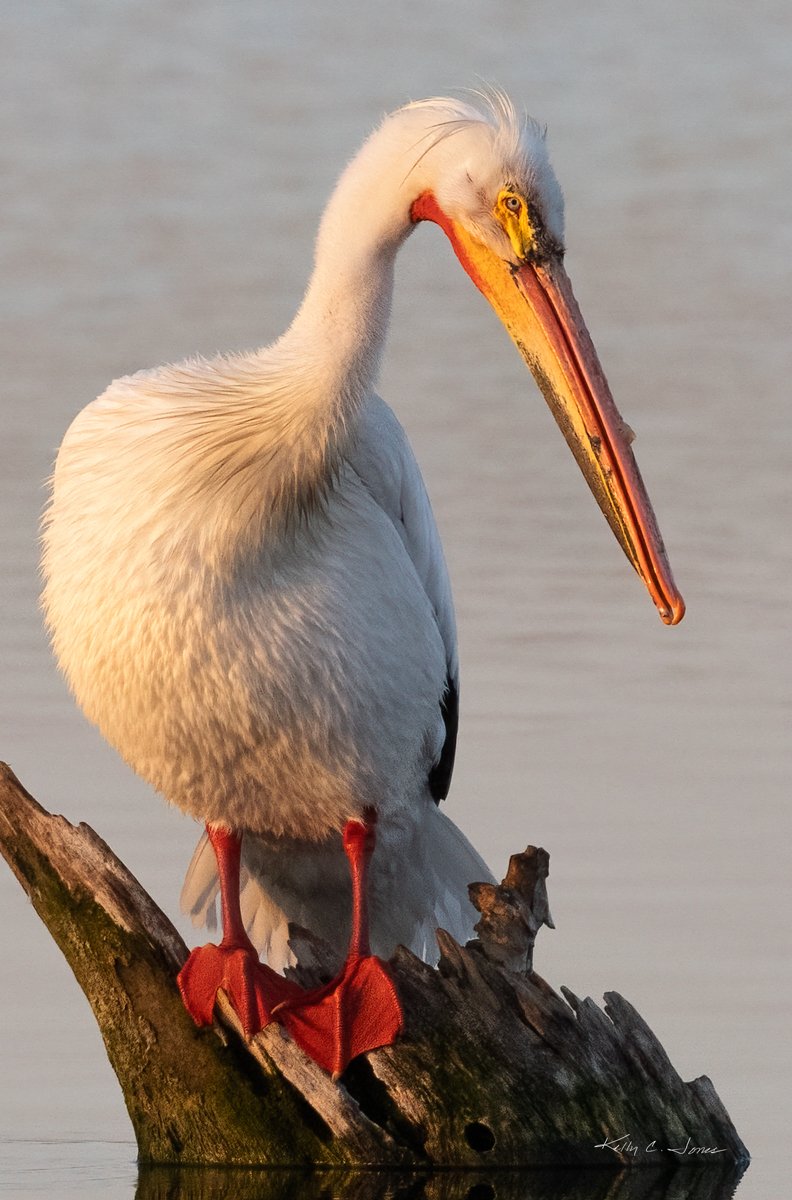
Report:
0,762,748,1195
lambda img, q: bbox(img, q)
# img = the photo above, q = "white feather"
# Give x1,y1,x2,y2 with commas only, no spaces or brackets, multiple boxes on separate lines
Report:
41,95,560,961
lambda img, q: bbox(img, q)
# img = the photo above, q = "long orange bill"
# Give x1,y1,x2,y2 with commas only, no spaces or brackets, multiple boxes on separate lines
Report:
412,193,685,626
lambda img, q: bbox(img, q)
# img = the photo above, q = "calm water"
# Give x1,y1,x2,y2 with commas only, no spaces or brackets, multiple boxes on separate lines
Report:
1,2,790,1197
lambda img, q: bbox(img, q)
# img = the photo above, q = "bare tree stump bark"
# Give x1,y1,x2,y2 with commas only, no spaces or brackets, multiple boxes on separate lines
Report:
0,762,749,1180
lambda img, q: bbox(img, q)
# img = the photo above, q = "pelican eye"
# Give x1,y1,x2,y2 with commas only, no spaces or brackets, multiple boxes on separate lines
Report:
495,189,536,260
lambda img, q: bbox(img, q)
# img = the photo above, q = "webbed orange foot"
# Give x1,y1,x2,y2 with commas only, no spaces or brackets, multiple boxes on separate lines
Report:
274,952,403,1077
178,940,303,1038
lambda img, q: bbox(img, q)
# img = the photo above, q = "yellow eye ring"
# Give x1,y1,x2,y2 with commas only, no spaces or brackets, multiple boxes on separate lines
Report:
495,189,536,259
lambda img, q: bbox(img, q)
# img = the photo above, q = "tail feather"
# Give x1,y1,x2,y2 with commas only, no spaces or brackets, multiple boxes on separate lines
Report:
180,830,297,968
180,831,219,932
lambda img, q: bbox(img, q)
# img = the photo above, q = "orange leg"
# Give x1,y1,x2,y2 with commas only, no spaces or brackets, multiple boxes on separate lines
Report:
177,825,301,1037
273,808,404,1077
177,813,403,1076
345,807,375,956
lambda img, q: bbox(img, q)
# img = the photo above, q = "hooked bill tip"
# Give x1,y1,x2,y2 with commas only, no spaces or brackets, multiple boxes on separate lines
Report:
658,594,686,626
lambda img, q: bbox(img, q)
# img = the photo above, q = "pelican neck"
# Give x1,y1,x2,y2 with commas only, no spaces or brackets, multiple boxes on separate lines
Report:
282,119,423,399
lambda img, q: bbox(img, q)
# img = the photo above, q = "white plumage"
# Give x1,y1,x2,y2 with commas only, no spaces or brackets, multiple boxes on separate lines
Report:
42,95,549,964
42,92,682,988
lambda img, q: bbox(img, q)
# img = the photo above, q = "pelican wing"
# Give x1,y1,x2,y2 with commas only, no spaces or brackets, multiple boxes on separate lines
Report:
346,396,459,799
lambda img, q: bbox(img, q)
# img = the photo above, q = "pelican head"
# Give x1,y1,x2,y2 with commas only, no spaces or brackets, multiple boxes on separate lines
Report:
397,93,684,625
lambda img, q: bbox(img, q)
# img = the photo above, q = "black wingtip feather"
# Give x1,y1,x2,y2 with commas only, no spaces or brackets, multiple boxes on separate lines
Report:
428,675,458,803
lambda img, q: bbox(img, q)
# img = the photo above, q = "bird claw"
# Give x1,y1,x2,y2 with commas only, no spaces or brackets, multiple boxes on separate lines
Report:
177,941,303,1039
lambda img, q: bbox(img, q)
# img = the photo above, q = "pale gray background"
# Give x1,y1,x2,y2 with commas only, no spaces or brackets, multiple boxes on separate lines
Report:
1,2,790,1196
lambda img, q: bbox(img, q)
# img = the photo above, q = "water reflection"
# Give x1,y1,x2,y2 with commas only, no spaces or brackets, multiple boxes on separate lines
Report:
136,1163,747,1200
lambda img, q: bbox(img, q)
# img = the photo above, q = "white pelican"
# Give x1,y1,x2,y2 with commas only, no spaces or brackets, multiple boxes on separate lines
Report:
42,93,684,1076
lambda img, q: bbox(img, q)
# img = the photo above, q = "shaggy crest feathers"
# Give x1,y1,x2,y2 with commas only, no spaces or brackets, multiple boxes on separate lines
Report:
397,89,563,241
401,87,534,170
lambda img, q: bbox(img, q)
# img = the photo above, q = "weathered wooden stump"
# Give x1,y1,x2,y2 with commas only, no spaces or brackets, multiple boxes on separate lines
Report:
0,761,749,1182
